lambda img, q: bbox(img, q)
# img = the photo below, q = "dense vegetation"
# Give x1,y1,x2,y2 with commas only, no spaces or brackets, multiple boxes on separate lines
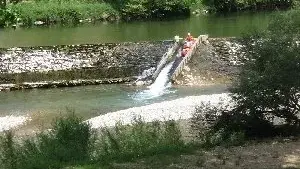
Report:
0,114,188,169
0,0,192,27
0,0,298,27
202,0,295,13
191,10,300,146
105,0,191,20
6,0,120,26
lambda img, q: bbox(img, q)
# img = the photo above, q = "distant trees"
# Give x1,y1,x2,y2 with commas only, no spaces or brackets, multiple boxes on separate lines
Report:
105,0,192,20
202,0,294,13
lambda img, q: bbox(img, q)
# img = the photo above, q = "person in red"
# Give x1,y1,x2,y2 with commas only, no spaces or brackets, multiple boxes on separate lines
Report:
181,48,189,57
185,32,194,41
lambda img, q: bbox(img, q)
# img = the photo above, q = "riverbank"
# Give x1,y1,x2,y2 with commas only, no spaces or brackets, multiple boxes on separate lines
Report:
1,0,297,28
1,0,190,27
2,92,300,169
0,92,229,135
87,93,231,128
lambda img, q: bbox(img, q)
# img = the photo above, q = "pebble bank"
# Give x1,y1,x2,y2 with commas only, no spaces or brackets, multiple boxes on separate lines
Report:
87,93,231,128
0,115,29,132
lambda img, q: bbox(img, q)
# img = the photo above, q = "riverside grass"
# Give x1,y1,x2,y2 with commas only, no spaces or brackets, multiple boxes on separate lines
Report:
2,0,297,27
0,114,190,169
8,0,119,26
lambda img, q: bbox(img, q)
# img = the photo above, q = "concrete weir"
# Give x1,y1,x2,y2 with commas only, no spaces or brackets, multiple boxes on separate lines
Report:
0,36,243,91
0,41,173,91
134,35,209,86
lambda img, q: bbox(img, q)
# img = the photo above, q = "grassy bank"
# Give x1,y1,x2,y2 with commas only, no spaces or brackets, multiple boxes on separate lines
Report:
0,114,191,169
8,0,119,26
1,0,192,27
1,0,298,27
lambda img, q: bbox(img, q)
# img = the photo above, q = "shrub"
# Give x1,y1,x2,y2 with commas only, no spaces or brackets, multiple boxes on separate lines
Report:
0,114,187,168
191,104,247,147
105,0,191,20
0,113,95,169
0,8,17,27
8,1,119,26
95,119,186,163
192,10,300,145
234,10,300,127
0,131,17,169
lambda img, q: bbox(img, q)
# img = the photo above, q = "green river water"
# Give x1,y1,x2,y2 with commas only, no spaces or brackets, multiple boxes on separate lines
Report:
0,12,276,119
0,12,275,48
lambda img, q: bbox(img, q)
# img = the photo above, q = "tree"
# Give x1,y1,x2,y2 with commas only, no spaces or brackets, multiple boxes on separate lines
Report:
232,10,300,129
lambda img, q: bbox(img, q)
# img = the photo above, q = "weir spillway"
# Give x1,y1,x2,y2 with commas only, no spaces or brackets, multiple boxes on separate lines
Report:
135,35,208,86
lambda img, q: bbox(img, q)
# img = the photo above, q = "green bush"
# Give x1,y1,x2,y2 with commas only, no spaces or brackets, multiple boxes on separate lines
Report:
96,119,186,162
0,114,95,169
0,131,17,169
0,8,17,27
191,104,247,147
192,10,300,145
0,114,187,168
105,0,191,20
235,10,300,127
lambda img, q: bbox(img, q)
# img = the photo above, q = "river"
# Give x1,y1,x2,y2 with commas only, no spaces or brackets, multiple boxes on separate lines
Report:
0,84,228,119
0,12,275,48
0,11,276,130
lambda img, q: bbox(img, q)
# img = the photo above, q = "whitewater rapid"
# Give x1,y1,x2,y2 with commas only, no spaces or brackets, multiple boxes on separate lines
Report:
133,62,174,100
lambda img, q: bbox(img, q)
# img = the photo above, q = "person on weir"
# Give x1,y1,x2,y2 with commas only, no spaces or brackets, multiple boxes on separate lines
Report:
181,33,194,57
185,32,194,42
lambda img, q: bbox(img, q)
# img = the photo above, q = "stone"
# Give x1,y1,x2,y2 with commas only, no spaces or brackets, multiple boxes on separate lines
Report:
34,21,44,25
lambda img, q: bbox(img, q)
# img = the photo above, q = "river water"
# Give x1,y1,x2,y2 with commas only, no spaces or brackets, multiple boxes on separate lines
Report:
0,84,228,119
0,12,275,48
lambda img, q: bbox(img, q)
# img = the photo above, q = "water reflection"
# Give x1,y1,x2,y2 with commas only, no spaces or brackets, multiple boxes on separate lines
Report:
0,12,276,47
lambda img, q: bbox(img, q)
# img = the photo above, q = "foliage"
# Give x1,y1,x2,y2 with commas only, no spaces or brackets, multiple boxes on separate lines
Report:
95,119,186,162
2,0,193,27
202,0,294,13
0,8,17,27
0,114,187,168
8,1,119,26
234,10,300,127
105,0,192,20
191,104,247,147
0,114,94,169
192,11,300,143
293,0,300,8
0,131,17,169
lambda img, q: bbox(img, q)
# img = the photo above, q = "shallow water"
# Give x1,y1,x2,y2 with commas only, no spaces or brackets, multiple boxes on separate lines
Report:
0,84,228,119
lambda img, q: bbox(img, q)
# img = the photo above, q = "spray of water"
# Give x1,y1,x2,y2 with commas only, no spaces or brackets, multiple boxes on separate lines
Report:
133,62,174,100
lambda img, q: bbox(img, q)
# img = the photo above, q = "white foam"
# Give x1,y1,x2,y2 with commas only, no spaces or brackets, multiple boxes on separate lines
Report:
87,93,231,128
0,116,29,132
134,62,174,100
